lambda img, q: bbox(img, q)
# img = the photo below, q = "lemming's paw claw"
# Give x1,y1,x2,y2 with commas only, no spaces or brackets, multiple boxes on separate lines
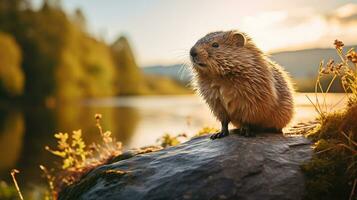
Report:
210,131,229,140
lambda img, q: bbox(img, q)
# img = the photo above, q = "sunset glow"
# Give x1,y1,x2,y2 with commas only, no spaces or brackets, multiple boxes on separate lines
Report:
42,0,357,65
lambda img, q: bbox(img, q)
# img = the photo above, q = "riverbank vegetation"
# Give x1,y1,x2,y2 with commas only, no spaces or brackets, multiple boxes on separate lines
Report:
300,40,357,200
0,0,190,107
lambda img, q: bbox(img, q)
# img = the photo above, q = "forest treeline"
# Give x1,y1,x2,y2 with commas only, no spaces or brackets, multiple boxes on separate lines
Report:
0,0,189,106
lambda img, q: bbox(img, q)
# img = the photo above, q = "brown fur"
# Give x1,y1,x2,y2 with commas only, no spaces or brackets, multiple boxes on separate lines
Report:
190,30,294,130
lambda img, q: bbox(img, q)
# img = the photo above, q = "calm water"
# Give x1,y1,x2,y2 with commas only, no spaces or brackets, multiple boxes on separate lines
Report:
0,93,346,187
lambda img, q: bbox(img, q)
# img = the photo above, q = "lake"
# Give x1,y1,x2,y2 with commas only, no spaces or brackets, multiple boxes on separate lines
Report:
0,93,347,188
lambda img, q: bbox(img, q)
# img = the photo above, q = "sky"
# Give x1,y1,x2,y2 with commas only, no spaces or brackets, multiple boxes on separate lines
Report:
40,0,357,66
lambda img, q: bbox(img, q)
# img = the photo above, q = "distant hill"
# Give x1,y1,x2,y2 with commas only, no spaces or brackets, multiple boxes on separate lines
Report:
271,45,356,78
143,64,192,83
143,45,357,92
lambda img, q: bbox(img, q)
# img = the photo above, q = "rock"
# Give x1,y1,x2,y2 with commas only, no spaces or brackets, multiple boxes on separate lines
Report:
59,133,312,200
109,145,163,163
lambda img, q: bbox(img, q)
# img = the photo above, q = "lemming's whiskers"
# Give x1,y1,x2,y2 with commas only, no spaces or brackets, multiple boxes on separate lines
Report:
171,48,193,83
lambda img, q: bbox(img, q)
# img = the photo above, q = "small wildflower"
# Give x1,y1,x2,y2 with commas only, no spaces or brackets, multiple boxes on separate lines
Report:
326,59,335,73
334,39,344,50
336,63,343,70
157,133,181,148
102,131,113,143
115,142,122,150
95,113,102,120
195,126,220,136
342,75,348,85
326,59,334,68
346,50,357,64
54,132,69,150
320,67,329,74
88,143,98,152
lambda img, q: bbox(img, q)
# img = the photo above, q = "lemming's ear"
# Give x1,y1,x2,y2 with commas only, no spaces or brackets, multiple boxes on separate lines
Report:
232,31,246,47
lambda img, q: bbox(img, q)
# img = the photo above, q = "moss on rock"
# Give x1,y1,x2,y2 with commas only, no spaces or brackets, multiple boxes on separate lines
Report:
302,104,357,200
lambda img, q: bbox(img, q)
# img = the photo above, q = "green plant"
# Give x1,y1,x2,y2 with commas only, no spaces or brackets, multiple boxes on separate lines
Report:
157,133,187,148
301,40,357,200
156,126,219,148
195,126,219,137
43,114,122,197
45,130,88,170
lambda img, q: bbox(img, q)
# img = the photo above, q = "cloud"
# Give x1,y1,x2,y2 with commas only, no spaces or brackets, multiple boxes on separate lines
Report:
240,3,357,52
241,11,327,51
321,3,357,47
243,11,288,29
328,3,357,24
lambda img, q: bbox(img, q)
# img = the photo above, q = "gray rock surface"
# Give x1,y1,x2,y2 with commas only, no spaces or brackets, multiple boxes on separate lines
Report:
59,133,312,200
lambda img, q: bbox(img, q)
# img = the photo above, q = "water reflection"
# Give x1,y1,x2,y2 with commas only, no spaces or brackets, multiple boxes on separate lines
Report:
0,93,347,187
0,111,24,174
18,106,56,186
0,104,140,188
53,104,140,146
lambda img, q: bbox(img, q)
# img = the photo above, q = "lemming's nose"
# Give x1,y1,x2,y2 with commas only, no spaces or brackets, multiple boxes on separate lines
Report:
190,47,198,58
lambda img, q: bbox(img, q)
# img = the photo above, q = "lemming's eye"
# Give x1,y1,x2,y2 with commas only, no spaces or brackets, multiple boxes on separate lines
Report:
212,42,219,48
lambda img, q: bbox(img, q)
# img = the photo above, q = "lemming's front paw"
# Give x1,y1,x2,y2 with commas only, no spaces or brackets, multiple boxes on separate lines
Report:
210,130,229,140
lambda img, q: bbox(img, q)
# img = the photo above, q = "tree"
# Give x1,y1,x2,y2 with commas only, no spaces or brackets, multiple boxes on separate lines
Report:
111,36,145,95
73,8,86,31
0,32,24,97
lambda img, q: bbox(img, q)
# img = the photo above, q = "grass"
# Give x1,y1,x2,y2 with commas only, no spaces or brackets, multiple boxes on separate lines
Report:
10,169,23,200
300,40,357,200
